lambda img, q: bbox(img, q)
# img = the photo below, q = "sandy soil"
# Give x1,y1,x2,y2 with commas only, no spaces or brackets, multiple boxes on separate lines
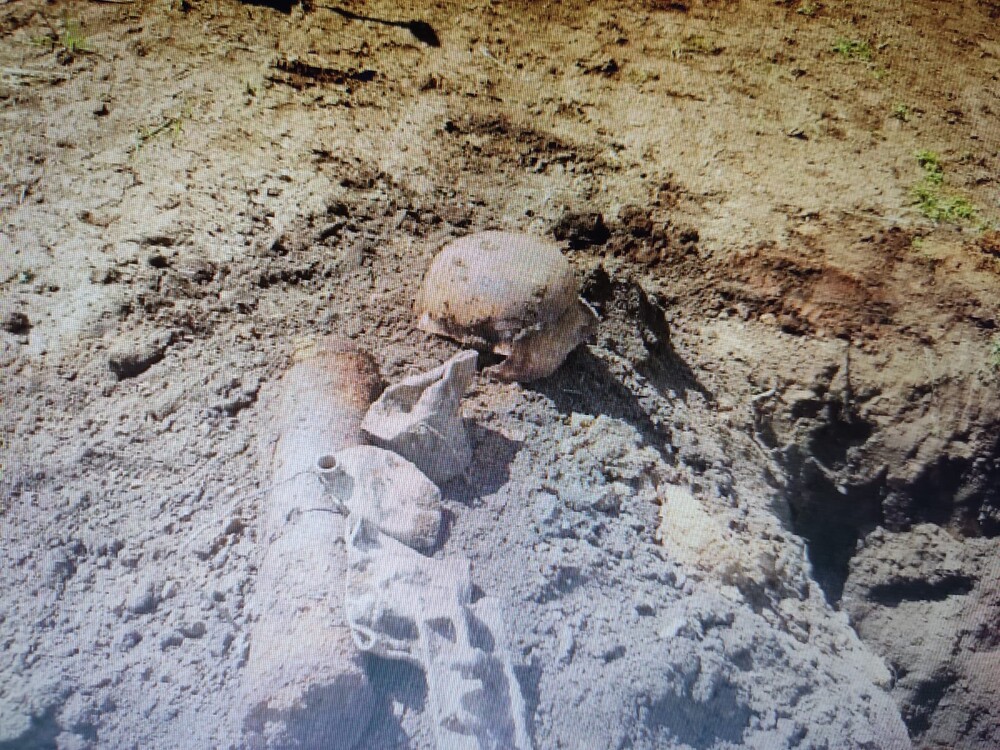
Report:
1,0,999,748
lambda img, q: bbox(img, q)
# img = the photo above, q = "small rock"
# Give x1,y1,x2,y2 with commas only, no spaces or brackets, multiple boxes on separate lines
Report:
601,644,626,662
213,374,260,416
553,211,611,249
160,630,184,650
0,308,30,334
209,630,234,657
117,628,142,651
95,538,123,558
618,205,654,237
108,330,173,380
179,621,207,639
778,314,805,335
439,204,471,227
43,548,77,587
126,580,158,615
217,288,254,313
562,484,621,514
556,623,576,663
177,258,216,284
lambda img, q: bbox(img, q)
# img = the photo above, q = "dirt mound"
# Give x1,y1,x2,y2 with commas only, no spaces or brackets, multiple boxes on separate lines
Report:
2,0,999,747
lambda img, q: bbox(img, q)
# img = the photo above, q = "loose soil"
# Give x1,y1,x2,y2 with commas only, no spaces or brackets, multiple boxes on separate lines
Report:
1,1,998,749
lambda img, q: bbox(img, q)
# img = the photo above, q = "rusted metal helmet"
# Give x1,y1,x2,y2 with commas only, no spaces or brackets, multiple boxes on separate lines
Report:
416,231,597,381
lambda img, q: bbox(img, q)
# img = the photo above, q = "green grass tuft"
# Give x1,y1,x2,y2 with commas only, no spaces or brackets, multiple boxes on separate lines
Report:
833,38,872,60
910,151,979,224
32,17,93,56
990,337,1000,371
911,185,976,223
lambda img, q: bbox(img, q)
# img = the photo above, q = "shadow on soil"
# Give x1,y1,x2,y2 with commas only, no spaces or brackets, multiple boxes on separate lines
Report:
0,706,60,750
442,424,522,509
528,346,707,455
636,343,712,403
358,655,428,749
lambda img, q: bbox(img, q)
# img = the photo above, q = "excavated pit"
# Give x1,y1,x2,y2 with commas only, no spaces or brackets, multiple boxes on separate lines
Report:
3,1,1000,748
783,451,884,604
758,374,1000,747
768,393,1000,605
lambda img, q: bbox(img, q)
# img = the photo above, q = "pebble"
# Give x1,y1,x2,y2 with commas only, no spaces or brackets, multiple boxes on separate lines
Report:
179,621,207,639
562,484,621,514
43,548,77,586
556,623,576,663
160,630,184,650
126,580,158,615
601,644,626,663
635,602,656,617
107,330,173,380
209,630,234,658
0,308,30,334
118,628,142,651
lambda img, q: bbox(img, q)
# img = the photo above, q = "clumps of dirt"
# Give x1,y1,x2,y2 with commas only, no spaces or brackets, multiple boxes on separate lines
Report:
724,248,894,338
972,230,1000,273
107,328,174,380
645,0,691,12
0,307,30,335
581,265,671,359
553,211,610,249
268,57,378,89
842,524,1000,749
716,292,1000,748
607,203,701,267
881,434,1000,538
442,393,912,750
441,113,607,176
550,185,701,270
556,202,900,342
748,333,1000,595
745,353,883,602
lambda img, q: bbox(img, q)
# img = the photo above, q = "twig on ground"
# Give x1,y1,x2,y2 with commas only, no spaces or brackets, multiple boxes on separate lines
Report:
1,67,68,82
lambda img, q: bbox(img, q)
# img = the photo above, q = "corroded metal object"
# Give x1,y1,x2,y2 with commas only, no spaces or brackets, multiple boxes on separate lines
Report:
416,231,597,382
244,337,384,750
